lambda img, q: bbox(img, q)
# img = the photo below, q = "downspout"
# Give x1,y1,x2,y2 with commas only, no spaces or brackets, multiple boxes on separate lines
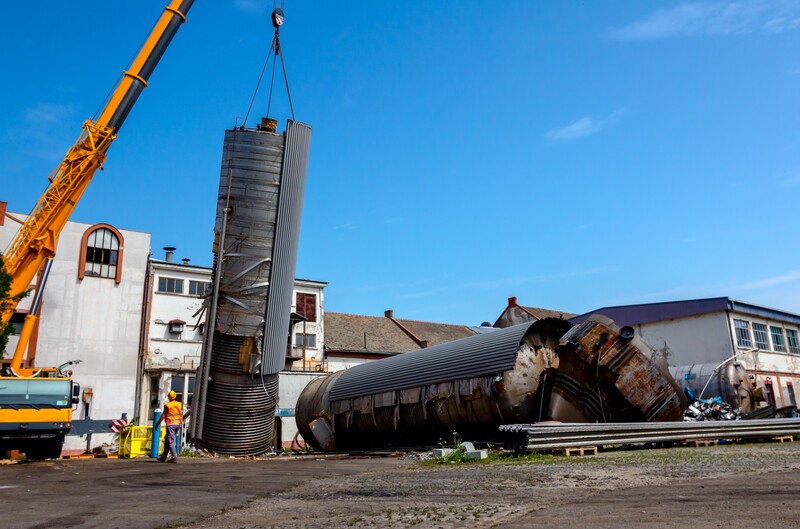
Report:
134,253,154,424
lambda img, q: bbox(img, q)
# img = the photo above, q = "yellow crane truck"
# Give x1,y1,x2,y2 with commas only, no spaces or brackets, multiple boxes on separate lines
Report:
1,0,195,459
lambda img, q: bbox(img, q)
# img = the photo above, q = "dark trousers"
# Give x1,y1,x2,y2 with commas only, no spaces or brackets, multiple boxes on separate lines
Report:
160,424,181,460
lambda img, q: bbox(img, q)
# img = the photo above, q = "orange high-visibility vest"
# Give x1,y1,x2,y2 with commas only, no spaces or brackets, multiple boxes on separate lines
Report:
165,400,183,425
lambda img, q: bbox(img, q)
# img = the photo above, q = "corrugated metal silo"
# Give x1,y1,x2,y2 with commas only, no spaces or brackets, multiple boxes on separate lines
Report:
192,120,311,456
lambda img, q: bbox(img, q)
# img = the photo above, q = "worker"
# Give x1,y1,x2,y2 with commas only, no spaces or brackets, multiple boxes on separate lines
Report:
156,390,183,463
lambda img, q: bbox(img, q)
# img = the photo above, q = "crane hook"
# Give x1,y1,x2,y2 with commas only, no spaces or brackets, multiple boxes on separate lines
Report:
272,8,284,29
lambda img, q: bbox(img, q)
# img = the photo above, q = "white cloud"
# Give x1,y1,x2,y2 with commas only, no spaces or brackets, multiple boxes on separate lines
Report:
609,1,800,40
777,171,800,187
545,117,601,142
2,103,76,162
22,103,74,125
545,109,626,142
735,269,800,291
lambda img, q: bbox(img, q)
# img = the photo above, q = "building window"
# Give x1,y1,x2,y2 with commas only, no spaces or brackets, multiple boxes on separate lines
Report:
9,312,26,335
294,333,316,348
787,329,800,355
170,374,195,408
733,319,752,348
296,293,316,322
78,224,124,284
785,382,797,407
168,319,186,334
770,326,787,353
752,323,770,350
189,280,210,297
158,277,184,294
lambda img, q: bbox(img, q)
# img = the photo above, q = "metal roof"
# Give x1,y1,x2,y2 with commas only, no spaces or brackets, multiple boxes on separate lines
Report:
328,322,534,401
571,297,800,327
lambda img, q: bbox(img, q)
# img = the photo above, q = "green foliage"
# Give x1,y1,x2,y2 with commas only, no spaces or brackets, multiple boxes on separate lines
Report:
0,255,29,358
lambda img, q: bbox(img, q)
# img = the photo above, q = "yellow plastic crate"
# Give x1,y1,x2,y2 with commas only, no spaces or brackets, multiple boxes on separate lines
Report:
119,425,166,458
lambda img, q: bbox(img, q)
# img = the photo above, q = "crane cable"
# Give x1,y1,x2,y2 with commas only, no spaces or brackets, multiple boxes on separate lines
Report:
242,4,295,129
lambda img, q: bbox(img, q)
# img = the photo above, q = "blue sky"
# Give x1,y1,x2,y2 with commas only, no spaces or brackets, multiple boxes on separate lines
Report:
2,1,800,325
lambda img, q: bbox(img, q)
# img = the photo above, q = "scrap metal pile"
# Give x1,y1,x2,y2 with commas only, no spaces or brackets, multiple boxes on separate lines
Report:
296,315,689,451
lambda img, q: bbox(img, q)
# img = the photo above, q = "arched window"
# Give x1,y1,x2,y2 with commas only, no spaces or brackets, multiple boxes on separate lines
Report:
78,224,124,283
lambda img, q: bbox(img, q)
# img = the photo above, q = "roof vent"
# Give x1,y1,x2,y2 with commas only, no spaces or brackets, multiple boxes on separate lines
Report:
182,258,191,265
163,246,176,263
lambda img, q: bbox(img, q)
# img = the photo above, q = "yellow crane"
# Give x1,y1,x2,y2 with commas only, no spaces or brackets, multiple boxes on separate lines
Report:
0,0,194,459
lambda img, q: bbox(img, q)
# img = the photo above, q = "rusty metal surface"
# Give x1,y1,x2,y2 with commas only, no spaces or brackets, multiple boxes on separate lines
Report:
549,315,687,423
297,316,688,451
296,319,568,451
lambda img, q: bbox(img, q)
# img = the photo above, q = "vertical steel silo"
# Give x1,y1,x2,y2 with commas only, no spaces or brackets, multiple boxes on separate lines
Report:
192,119,311,456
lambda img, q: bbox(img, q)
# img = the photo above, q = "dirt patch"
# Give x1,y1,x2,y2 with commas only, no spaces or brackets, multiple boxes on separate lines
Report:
185,442,800,529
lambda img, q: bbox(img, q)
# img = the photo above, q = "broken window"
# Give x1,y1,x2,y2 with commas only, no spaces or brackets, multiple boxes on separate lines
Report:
296,293,316,322
733,319,752,348
770,326,787,353
752,323,770,350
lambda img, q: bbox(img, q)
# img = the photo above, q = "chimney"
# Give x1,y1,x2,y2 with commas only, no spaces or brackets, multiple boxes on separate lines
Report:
419,340,429,348
508,296,517,306
384,309,394,319
182,258,191,265
163,246,176,263
0,201,6,226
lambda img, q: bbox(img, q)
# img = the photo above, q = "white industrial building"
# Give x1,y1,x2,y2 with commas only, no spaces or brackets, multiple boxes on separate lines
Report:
1,202,150,453
139,248,329,449
572,297,800,409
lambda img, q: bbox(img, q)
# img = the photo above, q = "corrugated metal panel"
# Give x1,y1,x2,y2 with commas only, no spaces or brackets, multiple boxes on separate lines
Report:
214,129,284,337
261,120,312,374
329,322,535,401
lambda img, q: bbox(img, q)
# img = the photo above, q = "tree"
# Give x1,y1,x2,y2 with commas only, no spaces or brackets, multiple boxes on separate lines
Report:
0,255,28,358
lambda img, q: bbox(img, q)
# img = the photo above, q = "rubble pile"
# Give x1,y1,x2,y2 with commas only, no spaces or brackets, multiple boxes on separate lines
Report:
683,394,740,421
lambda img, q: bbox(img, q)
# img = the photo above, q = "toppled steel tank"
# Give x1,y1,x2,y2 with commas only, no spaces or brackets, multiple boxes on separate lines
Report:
547,315,688,423
192,119,311,456
295,318,572,451
670,362,755,413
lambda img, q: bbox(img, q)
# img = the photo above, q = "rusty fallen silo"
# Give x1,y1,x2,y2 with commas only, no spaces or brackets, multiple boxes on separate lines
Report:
547,315,688,423
295,318,572,451
192,119,311,456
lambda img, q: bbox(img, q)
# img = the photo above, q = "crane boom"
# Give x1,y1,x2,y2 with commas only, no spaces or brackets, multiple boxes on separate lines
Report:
1,0,195,331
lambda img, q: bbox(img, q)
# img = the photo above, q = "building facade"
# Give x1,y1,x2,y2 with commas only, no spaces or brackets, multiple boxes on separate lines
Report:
1,203,150,452
572,298,800,409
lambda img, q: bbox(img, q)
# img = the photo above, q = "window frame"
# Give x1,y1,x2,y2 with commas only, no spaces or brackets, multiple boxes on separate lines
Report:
157,276,184,295
733,319,752,348
188,280,210,297
78,223,124,284
294,333,317,348
752,323,770,350
770,326,787,353
786,329,800,355
296,292,317,322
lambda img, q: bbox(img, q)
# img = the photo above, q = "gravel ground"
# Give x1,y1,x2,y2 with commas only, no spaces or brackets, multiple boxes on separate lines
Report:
186,442,800,529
